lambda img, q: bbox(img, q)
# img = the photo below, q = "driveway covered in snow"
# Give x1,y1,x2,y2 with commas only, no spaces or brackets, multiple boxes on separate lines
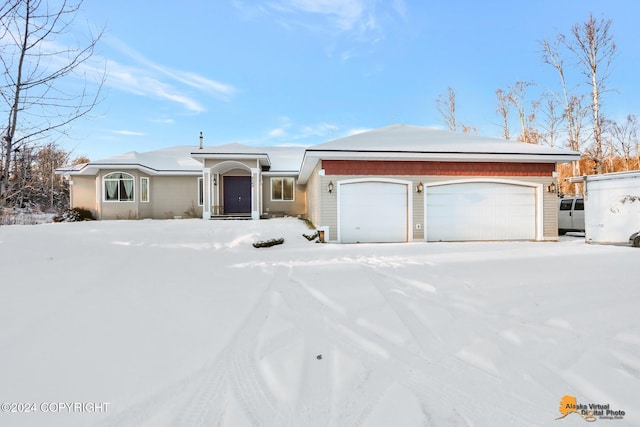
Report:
0,219,637,426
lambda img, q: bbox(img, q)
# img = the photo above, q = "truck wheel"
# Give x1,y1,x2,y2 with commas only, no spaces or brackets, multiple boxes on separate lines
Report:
558,229,567,236
634,236,640,248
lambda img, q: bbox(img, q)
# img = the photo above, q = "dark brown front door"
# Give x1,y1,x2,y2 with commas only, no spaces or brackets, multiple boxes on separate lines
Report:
223,176,251,214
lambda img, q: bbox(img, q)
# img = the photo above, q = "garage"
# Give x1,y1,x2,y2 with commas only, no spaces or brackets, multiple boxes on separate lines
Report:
425,181,537,241
339,180,409,243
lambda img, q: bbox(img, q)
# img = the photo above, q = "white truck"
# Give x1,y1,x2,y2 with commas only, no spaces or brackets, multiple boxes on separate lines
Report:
570,171,640,245
558,196,585,235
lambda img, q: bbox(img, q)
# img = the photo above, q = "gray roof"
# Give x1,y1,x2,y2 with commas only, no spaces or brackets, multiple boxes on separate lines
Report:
57,124,580,179
56,146,203,175
308,124,578,156
297,124,580,183
192,143,306,171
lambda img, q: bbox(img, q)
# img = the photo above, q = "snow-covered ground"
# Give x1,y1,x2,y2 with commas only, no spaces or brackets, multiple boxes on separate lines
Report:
0,218,638,427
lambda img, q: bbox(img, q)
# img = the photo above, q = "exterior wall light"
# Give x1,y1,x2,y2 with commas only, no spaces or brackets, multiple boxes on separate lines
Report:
547,182,557,193
213,176,217,186
416,181,424,193
328,181,334,193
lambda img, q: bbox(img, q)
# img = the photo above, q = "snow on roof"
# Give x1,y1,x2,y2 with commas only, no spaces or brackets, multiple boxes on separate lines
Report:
296,124,581,183
308,124,579,156
58,125,580,178
192,143,306,171
91,146,204,172
59,143,307,175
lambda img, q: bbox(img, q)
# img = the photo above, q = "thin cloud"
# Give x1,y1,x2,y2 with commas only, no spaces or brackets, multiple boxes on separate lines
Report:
392,0,407,20
150,118,175,124
238,0,406,49
286,122,338,140
283,0,365,31
112,130,145,136
264,119,338,142
267,116,293,138
105,60,205,113
298,122,338,139
269,128,287,137
103,37,236,112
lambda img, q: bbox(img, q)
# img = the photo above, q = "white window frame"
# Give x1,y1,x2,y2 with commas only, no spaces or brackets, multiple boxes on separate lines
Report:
270,177,295,201
140,177,150,203
198,177,204,206
103,172,135,202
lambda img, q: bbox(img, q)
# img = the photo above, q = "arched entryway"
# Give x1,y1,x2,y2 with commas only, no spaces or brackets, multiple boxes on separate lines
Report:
205,160,260,218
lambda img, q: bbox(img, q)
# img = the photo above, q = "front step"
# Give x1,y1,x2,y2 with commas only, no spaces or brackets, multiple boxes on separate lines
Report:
210,215,252,220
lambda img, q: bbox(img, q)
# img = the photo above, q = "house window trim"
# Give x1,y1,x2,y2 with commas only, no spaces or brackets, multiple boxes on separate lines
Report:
270,177,295,202
198,177,204,206
140,177,150,203
102,172,135,202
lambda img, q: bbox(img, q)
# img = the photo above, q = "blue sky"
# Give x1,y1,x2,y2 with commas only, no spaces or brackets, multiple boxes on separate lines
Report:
66,0,640,160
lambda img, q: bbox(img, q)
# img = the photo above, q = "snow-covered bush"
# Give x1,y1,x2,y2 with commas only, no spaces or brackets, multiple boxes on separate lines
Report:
53,207,95,222
0,208,56,225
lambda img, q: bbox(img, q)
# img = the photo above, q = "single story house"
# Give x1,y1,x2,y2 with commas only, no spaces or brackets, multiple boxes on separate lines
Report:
57,124,580,243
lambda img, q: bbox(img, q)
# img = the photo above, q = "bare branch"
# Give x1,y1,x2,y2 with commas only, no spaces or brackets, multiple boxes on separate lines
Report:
436,86,457,132
0,0,104,206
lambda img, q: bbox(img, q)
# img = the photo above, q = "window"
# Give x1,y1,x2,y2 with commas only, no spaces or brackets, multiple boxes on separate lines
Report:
574,199,584,210
104,172,134,201
271,177,294,201
198,177,204,206
140,177,149,202
559,200,573,211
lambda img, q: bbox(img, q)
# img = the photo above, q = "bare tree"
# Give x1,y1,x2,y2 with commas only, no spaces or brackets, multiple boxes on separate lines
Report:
541,35,589,192
567,14,617,174
495,88,510,140
32,143,71,209
0,0,104,206
538,93,562,147
436,86,457,132
460,124,477,134
504,81,539,143
609,115,638,171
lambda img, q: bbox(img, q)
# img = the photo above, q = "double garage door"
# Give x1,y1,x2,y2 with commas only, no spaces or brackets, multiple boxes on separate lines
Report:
426,182,536,241
338,181,537,243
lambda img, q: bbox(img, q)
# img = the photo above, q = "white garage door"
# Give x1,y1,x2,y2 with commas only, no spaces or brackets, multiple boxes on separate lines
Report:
426,182,536,241
340,181,408,243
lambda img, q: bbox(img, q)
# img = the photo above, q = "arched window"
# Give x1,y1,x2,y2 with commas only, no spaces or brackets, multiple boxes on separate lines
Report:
104,172,135,201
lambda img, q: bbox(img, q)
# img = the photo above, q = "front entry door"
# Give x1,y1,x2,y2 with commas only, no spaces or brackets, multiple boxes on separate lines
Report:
223,176,251,214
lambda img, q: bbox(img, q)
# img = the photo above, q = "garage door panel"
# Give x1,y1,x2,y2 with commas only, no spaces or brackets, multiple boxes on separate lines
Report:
340,182,408,243
426,182,536,241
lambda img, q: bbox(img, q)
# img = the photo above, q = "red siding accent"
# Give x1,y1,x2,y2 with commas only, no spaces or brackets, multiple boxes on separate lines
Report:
323,160,555,176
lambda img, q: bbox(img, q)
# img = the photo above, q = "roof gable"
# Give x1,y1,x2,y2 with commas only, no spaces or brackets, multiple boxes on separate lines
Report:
192,143,306,171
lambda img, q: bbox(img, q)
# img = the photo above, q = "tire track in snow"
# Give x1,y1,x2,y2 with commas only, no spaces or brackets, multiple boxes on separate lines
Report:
173,358,229,426
362,265,546,425
280,270,401,426
213,267,293,427
229,340,292,426
93,363,226,427
94,268,288,427
269,268,336,426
